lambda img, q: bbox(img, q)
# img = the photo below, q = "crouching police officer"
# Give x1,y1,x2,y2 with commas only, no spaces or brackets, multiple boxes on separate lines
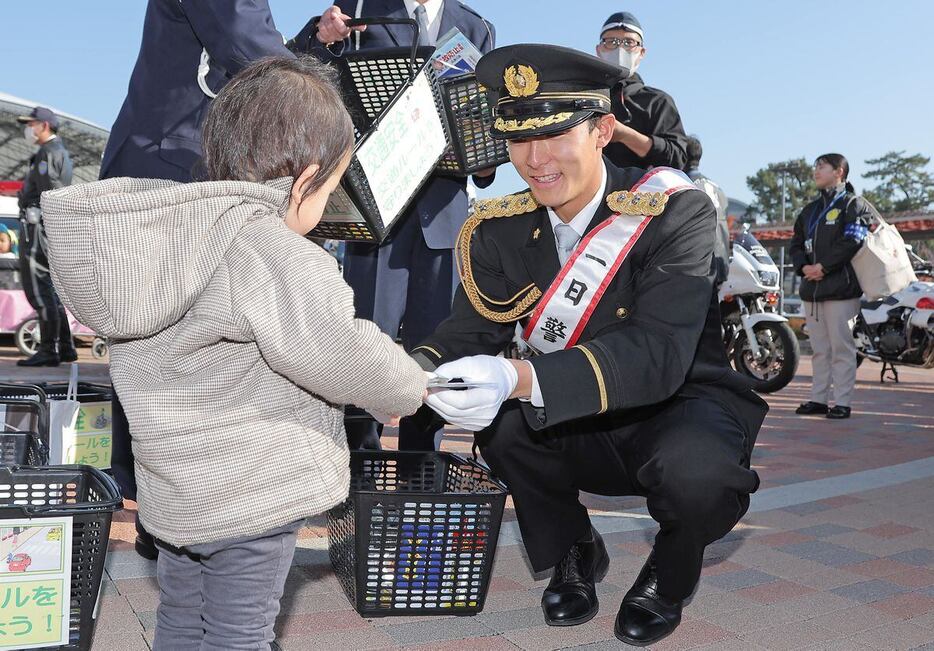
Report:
16,107,76,366
415,45,767,646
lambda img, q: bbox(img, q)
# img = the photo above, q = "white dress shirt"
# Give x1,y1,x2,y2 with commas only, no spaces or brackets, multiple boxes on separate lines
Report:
527,163,609,407
403,0,444,44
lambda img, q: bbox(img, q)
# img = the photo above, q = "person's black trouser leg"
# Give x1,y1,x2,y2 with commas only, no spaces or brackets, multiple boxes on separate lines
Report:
110,392,137,502
479,395,763,601
57,306,76,357
29,268,62,355
111,391,157,558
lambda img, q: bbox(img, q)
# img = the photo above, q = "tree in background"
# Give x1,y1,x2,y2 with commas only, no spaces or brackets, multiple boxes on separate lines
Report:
746,158,817,223
863,151,934,213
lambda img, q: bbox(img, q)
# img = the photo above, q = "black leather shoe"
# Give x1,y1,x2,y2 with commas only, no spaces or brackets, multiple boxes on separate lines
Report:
17,351,61,367
795,401,829,415
826,405,851,419
135,533,159,561
615,553,690,647
541,527,609,626
60,349,79,363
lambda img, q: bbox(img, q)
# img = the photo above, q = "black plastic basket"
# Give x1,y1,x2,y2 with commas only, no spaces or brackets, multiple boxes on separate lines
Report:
436,73,508,176
0,464,122,650
0,383,50,466
24,382,113,404
327,450,507,617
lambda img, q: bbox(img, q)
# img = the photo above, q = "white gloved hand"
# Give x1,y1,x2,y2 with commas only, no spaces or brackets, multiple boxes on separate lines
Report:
424,355,518,431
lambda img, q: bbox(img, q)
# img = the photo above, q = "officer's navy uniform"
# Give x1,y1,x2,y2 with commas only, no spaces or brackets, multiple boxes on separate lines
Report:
292,0,496,450
100,0,294,182
413,44,767,645
17,134,76,362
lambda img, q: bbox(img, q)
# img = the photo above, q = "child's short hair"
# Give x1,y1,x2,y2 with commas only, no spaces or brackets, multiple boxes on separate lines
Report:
201,56,354,201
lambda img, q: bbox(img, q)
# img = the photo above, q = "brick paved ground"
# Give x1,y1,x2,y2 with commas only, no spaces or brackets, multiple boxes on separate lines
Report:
3,346,931,650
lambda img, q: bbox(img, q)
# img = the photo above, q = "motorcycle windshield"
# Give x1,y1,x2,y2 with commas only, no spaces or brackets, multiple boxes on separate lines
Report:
734,232,774,265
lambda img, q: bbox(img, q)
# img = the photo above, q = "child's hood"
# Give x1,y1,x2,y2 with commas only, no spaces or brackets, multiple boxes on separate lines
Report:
40,176,292,339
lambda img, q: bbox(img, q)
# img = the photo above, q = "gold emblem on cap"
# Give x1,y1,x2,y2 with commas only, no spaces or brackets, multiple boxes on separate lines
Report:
504,64,540,98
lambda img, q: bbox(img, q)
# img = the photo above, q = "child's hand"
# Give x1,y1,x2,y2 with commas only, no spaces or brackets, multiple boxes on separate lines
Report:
372,411,401,428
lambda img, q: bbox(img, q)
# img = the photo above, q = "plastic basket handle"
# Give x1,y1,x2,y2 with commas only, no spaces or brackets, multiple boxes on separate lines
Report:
1,465,123,514
0,382,51,441
345,17,421,80
0,382,49,404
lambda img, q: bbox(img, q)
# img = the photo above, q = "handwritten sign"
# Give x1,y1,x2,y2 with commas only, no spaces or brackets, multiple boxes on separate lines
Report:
71,402,112,469
0,519,72,649
355,70,447,229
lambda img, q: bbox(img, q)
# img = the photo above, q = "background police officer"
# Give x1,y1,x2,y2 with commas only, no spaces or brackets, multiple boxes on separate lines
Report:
418,44,766,646
685,134,731,286
16,106,76,367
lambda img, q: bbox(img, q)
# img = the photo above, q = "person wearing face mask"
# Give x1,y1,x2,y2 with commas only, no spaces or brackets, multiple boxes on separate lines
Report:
789,153,872,419
14,106,76,367
596,12,688,171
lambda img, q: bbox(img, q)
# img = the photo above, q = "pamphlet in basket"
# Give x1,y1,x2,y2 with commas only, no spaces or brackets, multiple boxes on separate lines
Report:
431,28,483,78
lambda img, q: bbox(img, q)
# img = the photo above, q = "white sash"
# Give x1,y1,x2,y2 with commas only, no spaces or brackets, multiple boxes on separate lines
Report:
522,168,696,353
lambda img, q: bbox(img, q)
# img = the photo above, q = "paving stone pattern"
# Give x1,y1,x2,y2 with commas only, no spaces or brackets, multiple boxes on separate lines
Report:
15,353,929,650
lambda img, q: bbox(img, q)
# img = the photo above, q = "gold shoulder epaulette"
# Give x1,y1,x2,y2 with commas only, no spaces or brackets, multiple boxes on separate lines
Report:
471,191,539,220
456,191,542,323
606,190,669,217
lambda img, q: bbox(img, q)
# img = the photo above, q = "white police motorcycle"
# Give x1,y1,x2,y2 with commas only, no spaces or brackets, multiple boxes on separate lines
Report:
852,249,934,382
719,229,800,393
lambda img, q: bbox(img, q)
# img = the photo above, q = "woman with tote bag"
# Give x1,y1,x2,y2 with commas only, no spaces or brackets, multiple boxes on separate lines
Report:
789,154,873,419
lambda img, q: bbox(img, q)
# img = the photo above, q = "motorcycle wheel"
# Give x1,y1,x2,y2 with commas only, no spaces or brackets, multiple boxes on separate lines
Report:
733,321,800,393
14,318,40,357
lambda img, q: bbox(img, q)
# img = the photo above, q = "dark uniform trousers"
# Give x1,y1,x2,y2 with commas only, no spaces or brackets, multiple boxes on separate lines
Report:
478,391,763,601
20,224,72,354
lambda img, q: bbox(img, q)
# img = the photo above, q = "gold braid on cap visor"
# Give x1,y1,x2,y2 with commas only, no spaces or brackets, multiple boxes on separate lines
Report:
494,112,575,132
456,193,542,322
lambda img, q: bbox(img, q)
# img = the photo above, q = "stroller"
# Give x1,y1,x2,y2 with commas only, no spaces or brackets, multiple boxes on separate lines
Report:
0,254,108,359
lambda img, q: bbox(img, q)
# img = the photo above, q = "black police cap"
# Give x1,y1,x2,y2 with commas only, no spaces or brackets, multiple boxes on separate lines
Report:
476,44,627,140
16,106,60,130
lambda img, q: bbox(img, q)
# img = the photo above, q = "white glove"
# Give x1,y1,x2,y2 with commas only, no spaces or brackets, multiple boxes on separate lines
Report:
424,355,518,431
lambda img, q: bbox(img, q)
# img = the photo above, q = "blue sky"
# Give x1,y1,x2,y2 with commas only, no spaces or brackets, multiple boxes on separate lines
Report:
3,1,934,205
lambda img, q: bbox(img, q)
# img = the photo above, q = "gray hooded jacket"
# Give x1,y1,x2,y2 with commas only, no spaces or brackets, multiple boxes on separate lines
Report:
40,177,426,546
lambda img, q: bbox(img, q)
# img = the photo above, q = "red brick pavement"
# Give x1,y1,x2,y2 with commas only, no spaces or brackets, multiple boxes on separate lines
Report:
3,347,932,650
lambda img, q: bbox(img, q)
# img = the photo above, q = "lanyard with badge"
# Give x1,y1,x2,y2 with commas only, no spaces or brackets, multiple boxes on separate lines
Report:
805,190,845,254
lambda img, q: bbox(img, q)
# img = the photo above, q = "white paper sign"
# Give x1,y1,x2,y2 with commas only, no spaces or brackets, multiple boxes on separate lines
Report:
355,70,447,228
0,517,73,649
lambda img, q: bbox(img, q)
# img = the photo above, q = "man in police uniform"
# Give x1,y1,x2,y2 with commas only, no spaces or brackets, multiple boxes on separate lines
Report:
416,45,767,646
16,107,76,367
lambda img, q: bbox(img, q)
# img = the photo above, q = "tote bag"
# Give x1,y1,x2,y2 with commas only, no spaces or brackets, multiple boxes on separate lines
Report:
850,203,917,300
49,364,81,464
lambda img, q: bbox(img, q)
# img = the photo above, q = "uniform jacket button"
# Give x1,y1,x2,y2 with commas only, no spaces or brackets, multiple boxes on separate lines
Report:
616,307,629,319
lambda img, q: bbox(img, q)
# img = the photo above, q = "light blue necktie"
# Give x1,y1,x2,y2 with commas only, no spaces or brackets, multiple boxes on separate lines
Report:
554,223,580,266
414,4,432,46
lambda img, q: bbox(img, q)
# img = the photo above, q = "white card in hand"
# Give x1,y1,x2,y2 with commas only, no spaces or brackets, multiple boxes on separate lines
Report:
426,374,498,390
